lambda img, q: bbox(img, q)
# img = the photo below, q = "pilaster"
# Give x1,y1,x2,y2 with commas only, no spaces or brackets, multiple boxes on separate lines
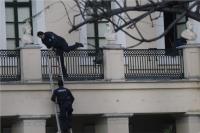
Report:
95,113,132,133
31,0,46,48
176,112,200,133
111,0,126,48
20,44,42,81
0,0,7,49
179,44,200,79
11,115,49,133
103,48,125,81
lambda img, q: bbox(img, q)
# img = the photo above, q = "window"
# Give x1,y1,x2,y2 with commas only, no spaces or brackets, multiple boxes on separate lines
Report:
164,4,188,52
87,20,109,49
86,1,111,50
5,0,32,49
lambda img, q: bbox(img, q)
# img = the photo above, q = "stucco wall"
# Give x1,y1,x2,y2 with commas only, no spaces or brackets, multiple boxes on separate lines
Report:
43,0,163,49
44,0,80,46
1,81,200,116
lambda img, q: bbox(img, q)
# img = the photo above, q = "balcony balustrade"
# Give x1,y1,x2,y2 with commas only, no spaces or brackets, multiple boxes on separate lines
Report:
1,45,200,82
41,50,104,81
0,50,21,81
124,49,184,80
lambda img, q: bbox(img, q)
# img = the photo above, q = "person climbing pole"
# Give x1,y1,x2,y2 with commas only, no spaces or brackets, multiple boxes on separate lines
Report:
51,79,74,133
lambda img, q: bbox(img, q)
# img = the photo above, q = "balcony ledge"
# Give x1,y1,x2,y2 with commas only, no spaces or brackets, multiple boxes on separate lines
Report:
0,79,200,91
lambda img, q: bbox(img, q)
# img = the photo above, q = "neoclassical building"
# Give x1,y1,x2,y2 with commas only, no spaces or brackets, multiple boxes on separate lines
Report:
1,0,200,133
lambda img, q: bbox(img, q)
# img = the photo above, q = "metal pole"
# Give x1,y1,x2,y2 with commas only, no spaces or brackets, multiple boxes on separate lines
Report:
57,54,73,133
57,55,64,82
47,52,62,133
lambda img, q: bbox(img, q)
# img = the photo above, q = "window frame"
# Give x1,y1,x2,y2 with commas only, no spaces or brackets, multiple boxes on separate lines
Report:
164,3,188,52
86,1,111,50
5,0,32,49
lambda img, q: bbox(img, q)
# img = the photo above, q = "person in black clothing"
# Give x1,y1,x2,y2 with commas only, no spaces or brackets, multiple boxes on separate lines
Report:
51,79,74,133
37,31,84,77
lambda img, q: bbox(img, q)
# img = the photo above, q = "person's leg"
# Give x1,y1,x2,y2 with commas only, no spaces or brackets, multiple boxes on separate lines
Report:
63,107,71,133
64,42,84,52
57,50,68,77
59,107,67,133
65,111,72,133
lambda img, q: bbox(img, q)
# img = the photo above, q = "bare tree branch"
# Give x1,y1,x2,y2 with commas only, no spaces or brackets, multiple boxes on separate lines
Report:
67,0,200,48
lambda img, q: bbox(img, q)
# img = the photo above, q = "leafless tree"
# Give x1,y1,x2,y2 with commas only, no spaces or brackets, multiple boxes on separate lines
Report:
68,0,200,48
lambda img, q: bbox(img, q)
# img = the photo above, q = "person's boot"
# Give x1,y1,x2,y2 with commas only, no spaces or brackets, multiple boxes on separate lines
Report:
75,42,84,47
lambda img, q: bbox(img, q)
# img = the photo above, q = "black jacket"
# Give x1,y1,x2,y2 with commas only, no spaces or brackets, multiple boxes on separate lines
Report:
51,87,74,110
41,32,68,50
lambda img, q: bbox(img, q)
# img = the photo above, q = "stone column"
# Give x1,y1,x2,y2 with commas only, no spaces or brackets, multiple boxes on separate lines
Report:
111,0,126,48
20,45,42,81
79,17,87,49
11,115,49,133
176,112,200,133
0,0,7,49
103,48,125,81
95,114,131,133
179,44,200,79
155,13,165,49
32,0,46,48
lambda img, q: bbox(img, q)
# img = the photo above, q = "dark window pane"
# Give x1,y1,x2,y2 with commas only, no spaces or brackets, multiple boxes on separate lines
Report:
177,24,186,39
5,0,32,49
7,40,16,49
5,7,14,22
98,23,108,37
6,24,15,38
87,23,95,37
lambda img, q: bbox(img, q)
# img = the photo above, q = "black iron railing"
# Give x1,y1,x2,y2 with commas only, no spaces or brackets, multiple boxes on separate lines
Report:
41,50,104,81
124,49,184,80
0,50,21,81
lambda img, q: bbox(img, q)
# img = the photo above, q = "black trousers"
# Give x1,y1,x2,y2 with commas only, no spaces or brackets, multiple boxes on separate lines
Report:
55,43,81,76
59,106,73,133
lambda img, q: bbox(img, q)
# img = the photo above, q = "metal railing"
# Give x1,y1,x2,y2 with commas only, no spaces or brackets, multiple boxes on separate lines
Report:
41,50,104,81
0,50,21,81
124,49,184,80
